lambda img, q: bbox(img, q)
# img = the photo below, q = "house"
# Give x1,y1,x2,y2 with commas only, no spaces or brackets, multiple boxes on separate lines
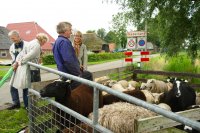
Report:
0,26,12,59
6,21,55,54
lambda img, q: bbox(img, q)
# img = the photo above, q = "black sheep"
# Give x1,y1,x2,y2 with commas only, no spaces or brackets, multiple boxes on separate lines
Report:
160,80,196,112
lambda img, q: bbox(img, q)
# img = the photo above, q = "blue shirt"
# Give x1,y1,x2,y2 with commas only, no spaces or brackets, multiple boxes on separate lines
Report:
53,35,81,76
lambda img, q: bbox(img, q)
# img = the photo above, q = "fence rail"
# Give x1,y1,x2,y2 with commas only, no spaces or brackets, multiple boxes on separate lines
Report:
28,62,200,132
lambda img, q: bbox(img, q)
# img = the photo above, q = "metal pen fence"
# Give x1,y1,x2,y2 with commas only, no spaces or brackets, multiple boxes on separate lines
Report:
27,62,200,133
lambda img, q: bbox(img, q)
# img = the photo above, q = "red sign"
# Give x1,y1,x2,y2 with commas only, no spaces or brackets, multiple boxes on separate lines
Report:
124,51,150,56
125,57,149,62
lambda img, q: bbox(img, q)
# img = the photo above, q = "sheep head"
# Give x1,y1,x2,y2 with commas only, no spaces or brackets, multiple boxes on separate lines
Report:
40,80,71,98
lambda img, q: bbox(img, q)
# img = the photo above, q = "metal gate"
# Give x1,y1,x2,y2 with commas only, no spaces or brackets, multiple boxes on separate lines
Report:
27,62,200,133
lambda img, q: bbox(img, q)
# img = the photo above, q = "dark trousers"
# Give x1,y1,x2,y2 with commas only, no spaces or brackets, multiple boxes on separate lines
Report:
10,86,28,108
70,70,93,90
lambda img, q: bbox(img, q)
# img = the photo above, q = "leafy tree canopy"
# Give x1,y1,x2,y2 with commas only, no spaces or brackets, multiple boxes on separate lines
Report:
97,28,106,40
107,0,200,61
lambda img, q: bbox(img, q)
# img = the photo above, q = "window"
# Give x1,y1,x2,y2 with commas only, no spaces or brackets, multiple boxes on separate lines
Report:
1,51,7,57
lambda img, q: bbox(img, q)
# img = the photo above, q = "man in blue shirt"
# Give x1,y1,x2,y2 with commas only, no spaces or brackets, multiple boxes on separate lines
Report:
53,22,92,89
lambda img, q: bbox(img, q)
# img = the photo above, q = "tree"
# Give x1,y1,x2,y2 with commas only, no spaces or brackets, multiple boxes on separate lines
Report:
97,28,106,40
111,12,128,48
104,31,118,43
86,30,95,33
107,0,200,61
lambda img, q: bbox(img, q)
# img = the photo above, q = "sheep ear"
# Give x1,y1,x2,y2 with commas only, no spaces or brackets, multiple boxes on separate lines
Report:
150,79,154,83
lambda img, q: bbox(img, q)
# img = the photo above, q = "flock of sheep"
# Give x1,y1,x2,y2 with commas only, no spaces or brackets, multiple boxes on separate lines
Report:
40,76,200,133
91,76,200,133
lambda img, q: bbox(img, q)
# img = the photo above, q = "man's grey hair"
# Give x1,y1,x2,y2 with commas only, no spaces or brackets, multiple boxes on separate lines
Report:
56,21,72,34
8,30,20,37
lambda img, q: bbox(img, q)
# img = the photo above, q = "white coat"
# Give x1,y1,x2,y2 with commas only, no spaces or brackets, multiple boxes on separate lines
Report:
9,40,29,63
10,39,41,89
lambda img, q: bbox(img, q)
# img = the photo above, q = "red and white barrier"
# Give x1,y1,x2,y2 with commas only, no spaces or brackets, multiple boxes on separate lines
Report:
124,51,150,56
125,57,149,62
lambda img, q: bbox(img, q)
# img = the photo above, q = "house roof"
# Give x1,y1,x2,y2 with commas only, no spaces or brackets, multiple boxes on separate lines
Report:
6,21,55,51
0,26,12,49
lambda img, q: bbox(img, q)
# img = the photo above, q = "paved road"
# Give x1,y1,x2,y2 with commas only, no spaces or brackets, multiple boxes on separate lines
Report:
0,54,158,106
0,59,129,106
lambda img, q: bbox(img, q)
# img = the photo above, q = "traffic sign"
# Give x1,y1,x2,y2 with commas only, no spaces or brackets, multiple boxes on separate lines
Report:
137,37,146,49
126,38,136,49
127,31,146,37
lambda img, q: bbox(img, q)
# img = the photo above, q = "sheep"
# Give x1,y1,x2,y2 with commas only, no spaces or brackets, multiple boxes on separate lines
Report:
125,84,136,91
141,90,156,103
102,90,146,105
152,92,164,104
155,103,171,111
159,80,196,112
140,82,147,90
103,80,117,87
88,102,157,133
145,79,172,93
40,81,103,129
118,80,129,88
196,92,200,105
111,83,126,92
94,76,110,84
128,80,139,88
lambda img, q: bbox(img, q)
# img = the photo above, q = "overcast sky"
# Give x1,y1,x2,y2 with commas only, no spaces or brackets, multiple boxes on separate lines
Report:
0,0,120,39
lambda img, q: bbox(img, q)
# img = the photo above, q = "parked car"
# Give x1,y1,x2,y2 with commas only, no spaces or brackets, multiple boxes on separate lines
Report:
112,48,127,53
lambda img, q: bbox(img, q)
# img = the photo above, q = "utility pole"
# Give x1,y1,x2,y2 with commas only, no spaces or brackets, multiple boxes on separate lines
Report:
145,0,148,52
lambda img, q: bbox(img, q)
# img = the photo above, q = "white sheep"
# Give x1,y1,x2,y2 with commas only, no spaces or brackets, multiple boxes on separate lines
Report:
152,93,164,104
196,92,200,105
94,76,110,84
141,90,155,103
156,103,171,111
140,82,147,90
145,79,172,93
128,80,139,88
111,83,126,92
118,80,129,89
88,102,157,133
103,80,117,87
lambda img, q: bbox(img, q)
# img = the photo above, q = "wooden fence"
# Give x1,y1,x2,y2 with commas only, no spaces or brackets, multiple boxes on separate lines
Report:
133,69,200,89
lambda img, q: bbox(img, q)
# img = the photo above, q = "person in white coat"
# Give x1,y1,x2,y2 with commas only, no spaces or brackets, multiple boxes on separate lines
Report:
8,30,29,110
9,33,49,110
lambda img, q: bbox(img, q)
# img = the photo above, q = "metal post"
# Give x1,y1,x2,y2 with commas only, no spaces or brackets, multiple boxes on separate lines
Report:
28,91,34,133
93,87,99,133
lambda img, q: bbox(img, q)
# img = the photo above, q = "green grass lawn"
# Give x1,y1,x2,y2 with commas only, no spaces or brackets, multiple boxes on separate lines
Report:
0,108,29,133
0,66,10,79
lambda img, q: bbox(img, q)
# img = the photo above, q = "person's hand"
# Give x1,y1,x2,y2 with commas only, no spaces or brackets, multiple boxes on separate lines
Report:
80,65,84,72
12,62,18,71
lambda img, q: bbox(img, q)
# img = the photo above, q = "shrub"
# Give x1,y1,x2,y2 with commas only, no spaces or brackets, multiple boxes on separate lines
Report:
88,52,125,62
42,54,55,65
42,52,125,65
163,55,198,73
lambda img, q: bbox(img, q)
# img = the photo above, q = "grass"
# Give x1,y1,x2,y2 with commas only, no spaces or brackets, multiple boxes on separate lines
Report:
0,66,10,79
88,58,123,65
0,108,29,133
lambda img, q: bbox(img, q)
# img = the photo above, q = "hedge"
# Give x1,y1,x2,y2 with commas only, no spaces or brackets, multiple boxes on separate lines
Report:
42,52,125,65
